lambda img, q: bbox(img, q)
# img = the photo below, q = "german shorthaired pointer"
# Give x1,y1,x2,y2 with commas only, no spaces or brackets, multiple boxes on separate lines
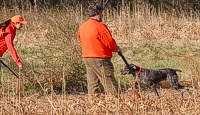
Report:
121,64,185,96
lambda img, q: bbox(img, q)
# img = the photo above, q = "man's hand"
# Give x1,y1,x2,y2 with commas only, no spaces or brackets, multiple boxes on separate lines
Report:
18,64,23,70
117,45,122,52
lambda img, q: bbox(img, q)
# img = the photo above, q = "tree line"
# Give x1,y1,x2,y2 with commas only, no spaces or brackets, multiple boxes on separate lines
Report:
0,0,199,13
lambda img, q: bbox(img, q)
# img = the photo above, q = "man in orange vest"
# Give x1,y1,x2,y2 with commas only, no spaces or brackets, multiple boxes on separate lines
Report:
77,2,121,96
0,15,27,87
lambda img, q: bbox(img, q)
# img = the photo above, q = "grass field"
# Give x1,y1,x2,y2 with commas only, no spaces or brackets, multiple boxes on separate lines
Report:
0,2,200,114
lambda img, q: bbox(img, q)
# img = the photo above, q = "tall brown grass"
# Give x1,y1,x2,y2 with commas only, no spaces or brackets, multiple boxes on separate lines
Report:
0,2,199,114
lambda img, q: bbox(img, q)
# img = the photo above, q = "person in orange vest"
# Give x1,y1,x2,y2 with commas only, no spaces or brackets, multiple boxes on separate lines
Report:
0,15,27,86
77,2,121,96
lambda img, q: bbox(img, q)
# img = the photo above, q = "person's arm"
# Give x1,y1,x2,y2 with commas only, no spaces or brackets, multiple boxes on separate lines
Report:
5,34,22,67
98,24,118,52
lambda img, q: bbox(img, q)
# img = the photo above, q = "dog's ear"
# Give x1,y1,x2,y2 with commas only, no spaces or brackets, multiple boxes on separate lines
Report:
174,69,182,72
129,64,136,69
132,65,137,69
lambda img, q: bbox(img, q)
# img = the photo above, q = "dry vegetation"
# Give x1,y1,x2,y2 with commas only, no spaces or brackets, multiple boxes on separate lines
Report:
0,1,200,114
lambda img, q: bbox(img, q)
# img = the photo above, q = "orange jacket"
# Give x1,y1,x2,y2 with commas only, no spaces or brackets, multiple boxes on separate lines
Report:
0,23,22,66
77,19,118,58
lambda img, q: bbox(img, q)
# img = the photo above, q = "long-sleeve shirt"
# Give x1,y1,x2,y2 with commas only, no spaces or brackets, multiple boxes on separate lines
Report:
77,18,118,58
0,23,22,66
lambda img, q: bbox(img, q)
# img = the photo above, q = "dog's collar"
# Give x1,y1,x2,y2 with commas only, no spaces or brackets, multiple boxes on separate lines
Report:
136,67,142,76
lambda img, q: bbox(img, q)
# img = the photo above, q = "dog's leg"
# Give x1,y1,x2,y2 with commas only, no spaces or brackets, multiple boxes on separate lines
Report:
134,81,139,90
178,84,185,88
178,83,192,95
150,84,159,96
174,87,183,97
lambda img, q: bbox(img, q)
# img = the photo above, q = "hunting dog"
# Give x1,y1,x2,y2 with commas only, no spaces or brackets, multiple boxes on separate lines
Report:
121,64,185,96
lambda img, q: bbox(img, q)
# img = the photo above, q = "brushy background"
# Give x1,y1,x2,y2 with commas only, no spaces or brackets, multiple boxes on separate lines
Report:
0,0,199,114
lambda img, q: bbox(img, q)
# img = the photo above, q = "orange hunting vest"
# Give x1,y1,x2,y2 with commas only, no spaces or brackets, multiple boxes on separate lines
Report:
77,19,118,58
0,23,16,56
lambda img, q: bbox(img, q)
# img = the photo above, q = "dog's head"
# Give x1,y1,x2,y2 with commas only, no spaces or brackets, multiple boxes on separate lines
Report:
167,69,182,88
121,64,140,75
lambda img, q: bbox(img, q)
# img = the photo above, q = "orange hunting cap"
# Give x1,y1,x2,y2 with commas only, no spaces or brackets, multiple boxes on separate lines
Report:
11,15,28,24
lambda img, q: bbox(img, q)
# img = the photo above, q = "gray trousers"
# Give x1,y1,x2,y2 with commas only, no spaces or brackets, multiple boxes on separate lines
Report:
83,58,118,95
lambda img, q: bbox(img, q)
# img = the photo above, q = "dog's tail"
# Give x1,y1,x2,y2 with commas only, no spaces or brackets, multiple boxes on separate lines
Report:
174,69,182,72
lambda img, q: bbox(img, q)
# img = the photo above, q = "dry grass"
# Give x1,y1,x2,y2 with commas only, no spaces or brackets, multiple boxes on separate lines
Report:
0,84,200,114
0,2,200,114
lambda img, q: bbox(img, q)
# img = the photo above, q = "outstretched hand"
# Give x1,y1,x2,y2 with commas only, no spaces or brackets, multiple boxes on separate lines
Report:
117,45,122,52
18,64,23,70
